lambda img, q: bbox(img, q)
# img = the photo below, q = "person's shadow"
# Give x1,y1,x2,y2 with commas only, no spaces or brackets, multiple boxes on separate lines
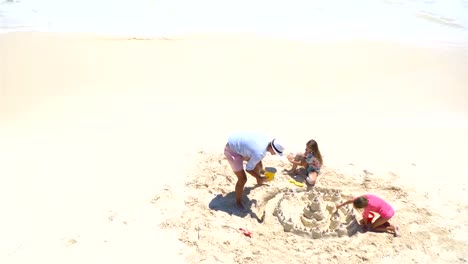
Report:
208,185,267,222
282,167,307,183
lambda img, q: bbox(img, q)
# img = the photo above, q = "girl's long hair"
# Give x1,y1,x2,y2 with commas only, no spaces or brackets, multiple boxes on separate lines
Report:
306,139,323,165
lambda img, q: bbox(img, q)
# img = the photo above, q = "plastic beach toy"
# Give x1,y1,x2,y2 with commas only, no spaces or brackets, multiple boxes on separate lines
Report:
239,228,253,238
289,179,304,187
264,167,277,181
367,212,375,223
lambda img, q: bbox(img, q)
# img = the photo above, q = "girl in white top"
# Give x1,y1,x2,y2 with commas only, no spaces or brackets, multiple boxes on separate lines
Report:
287,139,323,186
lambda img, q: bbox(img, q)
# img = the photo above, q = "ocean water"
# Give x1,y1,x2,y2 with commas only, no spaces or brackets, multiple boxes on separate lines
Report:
0,0,467,46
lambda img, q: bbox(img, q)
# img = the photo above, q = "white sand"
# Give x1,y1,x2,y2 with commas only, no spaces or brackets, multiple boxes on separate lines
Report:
0,32,467,263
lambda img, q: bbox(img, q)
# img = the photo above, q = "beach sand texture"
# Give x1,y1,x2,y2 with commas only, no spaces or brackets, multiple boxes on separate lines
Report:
0,32,467,263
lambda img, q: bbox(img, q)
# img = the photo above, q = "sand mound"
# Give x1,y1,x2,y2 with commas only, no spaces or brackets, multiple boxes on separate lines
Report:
273,187,362,239
158,151,468,263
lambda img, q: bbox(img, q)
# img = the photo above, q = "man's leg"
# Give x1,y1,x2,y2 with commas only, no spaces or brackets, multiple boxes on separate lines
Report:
224,144,249,209
233,170,248,209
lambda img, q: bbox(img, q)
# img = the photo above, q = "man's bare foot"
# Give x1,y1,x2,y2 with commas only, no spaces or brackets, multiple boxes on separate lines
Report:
286,169,296,176
236,201,246,211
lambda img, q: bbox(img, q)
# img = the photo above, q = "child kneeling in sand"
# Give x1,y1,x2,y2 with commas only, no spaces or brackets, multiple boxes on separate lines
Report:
287,139,323,186
336,194,400,237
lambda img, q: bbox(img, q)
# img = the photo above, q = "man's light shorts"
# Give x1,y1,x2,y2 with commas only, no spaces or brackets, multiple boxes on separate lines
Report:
224,144,245,172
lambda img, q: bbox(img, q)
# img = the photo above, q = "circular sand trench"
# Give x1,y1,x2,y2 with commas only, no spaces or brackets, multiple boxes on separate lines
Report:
272,186,361,239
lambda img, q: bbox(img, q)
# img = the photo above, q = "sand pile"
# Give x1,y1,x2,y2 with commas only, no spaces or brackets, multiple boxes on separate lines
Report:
158,152,468,263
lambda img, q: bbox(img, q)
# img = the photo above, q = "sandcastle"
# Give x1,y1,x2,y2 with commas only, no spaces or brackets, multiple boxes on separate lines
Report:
272,186,361,239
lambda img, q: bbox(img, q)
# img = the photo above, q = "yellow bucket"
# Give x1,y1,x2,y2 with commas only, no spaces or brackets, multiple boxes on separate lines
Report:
264,167,277,181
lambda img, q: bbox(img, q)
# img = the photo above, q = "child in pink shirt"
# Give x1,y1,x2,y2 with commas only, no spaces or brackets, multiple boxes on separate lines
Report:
336,194,400,237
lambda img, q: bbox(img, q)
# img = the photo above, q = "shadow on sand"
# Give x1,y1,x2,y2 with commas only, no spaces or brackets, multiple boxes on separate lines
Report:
282,167,308,183
208,185,268,223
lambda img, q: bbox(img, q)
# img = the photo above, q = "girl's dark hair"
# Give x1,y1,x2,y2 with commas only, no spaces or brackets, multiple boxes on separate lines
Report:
353,196,369,208
306,139,323,165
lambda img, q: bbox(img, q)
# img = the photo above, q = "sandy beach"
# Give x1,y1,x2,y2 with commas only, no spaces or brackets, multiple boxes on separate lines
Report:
0,32,467,263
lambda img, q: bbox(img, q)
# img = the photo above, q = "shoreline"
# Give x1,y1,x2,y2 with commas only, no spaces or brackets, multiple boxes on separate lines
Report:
1,28,468,49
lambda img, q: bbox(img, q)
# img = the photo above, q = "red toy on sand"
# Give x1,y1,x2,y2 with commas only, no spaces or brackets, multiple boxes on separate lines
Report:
239,228,253,238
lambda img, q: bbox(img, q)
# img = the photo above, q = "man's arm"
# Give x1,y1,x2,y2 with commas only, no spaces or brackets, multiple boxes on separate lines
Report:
246,169,262,178
245,154,264,179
